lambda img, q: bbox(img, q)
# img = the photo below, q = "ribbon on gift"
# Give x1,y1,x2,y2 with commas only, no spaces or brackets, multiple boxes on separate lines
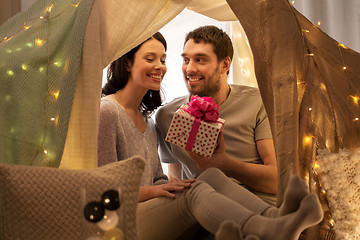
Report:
186,95,220,122
182,96,223,151
185,118,201,151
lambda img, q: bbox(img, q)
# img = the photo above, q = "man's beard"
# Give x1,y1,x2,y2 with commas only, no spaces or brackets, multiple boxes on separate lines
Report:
187,66,221,98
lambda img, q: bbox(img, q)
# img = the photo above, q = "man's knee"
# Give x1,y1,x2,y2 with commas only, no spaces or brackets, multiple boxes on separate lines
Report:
198,168,225,182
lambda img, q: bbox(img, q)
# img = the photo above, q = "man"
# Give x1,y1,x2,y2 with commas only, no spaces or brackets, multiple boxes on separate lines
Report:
156,25,277,204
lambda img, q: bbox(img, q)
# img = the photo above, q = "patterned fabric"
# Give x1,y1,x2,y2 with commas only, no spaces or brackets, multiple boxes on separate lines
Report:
0,156,144,240
165,105,224,158
0,0,95,167
317,148,360,239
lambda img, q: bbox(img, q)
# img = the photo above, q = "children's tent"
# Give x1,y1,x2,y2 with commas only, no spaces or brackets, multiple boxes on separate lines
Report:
1,0,360,238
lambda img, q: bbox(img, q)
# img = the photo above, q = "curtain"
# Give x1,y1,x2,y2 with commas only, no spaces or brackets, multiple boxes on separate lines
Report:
293,0,360,53
0,0,21,25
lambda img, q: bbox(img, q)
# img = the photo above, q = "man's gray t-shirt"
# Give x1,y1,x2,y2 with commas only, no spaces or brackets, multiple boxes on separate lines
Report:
156,84,275,204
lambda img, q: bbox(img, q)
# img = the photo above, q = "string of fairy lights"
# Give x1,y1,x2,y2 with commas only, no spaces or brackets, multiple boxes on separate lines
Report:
290,0,360,236
1,0,358,236
1,1,80,163
2,2,127,238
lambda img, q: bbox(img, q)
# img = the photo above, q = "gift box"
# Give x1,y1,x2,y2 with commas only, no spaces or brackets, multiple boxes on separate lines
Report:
165,96,225,158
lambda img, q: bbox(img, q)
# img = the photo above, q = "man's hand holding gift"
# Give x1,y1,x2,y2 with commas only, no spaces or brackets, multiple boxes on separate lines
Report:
186,131,227,170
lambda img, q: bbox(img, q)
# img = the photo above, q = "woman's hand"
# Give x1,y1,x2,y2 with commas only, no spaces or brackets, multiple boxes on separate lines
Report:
138,178,195,202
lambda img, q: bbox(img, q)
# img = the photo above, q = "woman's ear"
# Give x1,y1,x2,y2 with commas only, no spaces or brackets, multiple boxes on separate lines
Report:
126,59,132,72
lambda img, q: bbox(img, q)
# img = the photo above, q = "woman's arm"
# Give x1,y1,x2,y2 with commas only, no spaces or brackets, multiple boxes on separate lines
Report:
138,179,194,202
98,100,120,167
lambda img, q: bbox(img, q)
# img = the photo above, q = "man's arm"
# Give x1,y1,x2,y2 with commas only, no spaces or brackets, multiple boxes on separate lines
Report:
255,138,278,193
224,138,277,194
187,133,278,194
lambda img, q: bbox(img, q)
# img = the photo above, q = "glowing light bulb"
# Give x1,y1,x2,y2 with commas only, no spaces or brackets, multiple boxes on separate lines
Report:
50,117,56,121
21,64,28,71
44,149,48,154
317,21,321,27
314,162,320,169
350,95,359,104
305,137,312,143
5,95,11,101
320,83,326,90
35,39,44,46
354,117,359,121
338,43,348,49
40,16,44,19
3,36,13,43
309,53,314,56
24,25,30,30
7,70,14,76
343,66,347,70
302,29,310,33
308,107,312,111
329,219,335,227
291,1,295,4
53,91,60,99
46,4,54,12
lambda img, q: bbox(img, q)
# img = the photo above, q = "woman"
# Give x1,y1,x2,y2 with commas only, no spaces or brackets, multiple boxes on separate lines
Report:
98,32,323,240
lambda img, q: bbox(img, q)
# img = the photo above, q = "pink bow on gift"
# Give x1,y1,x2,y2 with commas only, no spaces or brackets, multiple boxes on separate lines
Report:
186,95,219,122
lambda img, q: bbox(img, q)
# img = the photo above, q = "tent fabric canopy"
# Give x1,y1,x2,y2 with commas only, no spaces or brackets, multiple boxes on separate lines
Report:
56,0,360,237
57,0,360,238
1,0,360,238
0,0,95,167
226,0,360,238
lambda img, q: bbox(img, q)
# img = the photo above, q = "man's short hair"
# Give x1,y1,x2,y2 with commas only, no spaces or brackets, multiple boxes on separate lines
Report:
184,25,234,62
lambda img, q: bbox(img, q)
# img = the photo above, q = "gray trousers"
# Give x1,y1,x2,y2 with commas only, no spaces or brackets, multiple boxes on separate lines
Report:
136,168,274,240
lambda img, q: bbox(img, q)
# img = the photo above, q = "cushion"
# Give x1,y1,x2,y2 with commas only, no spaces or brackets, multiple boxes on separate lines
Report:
0,156,145,240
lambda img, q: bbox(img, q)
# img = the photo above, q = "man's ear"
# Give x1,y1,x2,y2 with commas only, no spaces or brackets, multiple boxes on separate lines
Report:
220,57,231,74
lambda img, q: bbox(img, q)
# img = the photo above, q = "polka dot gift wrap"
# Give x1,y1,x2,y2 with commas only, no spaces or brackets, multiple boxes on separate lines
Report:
165,104,225,158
